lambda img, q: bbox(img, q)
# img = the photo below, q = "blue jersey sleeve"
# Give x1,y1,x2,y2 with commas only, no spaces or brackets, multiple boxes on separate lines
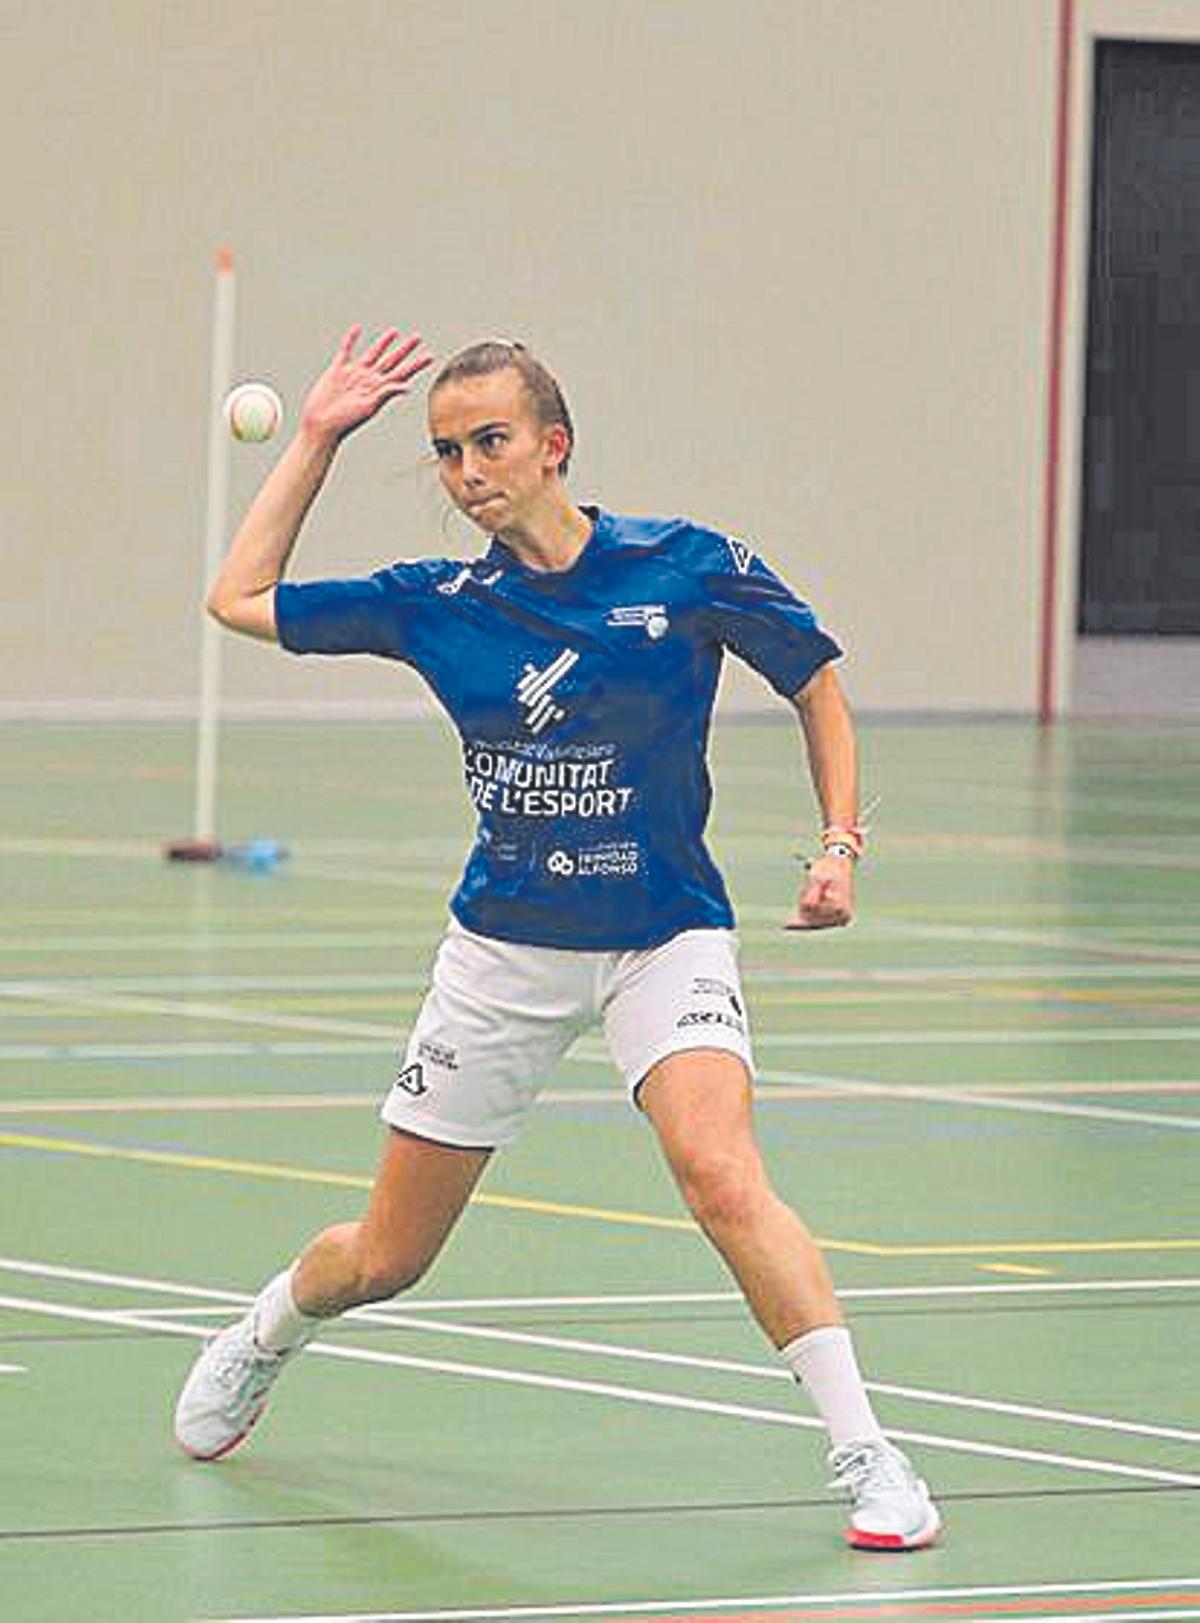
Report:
275,561,443,659
698,533,842,697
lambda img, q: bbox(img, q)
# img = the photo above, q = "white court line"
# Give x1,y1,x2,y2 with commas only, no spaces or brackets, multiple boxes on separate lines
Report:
0,931,422,954
753,1067,1200,1133
286,862,447,891
0,1256,251,1304
0,919,1193,958
1,1043,1198,1134
0,1082,1197,1112
874,920,1200,958
0,1091,385,1113
217,1603,1200,1616
2,1261,1199,1488
1,1290,1197,1488
0,983,398,1041
197,1576,1200,1623
8,960,1200,992
5,1256,1200,1310
207,1609,1200,1623
754,1027,1200,1048
4,975,1198,1133
0,973,427,995
344,1304,1200,1447
101,1294,1200,1445
0,1041,393,1062
0,1362,26,1375
339,1304,1200,1446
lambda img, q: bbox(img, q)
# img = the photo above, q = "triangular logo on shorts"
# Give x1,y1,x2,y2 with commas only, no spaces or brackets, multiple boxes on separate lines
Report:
394,1062,427,1097
725,537,753,575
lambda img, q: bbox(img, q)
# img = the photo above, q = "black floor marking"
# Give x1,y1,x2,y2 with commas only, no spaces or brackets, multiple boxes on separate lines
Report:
1,1481,1195,1544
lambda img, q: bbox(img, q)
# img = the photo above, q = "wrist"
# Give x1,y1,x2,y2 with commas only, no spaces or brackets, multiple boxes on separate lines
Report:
296,418,343,460
820,823,866,863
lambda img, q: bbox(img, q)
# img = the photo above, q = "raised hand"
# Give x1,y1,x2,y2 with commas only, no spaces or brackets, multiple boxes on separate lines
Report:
300,326,435,445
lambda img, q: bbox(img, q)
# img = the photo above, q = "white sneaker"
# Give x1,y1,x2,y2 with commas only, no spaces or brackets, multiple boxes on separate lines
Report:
828,1438,941,1550
174,1313,299,1461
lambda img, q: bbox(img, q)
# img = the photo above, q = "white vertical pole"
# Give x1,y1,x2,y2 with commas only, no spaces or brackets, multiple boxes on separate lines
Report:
194,247,236,845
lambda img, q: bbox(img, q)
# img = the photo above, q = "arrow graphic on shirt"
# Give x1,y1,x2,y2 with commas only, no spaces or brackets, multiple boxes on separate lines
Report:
516,648,580,735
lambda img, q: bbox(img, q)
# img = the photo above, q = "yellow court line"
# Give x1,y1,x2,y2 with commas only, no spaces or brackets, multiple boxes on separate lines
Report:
979,1262,1056,1278
2,1127,1199,1257
0,1128,696,1233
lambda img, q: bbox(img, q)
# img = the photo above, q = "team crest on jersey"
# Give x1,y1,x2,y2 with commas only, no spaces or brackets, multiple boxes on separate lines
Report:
516,647,580,735
725,537,754,575
605,605,670,640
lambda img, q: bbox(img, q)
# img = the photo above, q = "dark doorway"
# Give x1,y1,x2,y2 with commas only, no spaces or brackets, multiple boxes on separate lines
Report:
1079,40,1200,636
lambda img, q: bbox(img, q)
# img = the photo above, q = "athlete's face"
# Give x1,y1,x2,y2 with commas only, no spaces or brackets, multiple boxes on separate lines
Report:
429,369,568,535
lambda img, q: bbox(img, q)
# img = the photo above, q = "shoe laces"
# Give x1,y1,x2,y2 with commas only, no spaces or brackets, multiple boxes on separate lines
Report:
211,1334,282,1399
829,1440,911,1500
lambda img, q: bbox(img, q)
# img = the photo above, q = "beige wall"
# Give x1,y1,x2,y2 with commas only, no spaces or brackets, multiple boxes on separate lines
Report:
4,0,1069,717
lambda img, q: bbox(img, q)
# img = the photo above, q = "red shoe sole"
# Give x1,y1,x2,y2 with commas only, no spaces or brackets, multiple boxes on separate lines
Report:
845,1516,941,1552
177,1402,266,1463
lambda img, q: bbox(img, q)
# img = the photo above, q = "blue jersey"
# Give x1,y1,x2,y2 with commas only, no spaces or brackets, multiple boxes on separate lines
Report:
276,507,840,949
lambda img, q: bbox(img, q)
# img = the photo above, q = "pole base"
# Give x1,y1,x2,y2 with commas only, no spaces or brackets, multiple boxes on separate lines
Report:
164,838,224,863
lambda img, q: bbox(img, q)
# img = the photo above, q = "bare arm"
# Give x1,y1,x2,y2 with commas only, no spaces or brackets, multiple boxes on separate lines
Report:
785,662,860,930
206,326,433,642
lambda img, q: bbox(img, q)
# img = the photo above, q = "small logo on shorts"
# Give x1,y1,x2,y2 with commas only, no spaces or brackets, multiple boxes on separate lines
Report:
692,976,743,1016
417,1039,458,1072
393,1062,427,1097
677,1009,745,1033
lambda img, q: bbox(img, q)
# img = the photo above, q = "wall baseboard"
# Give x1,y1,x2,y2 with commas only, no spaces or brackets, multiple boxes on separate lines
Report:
1072,636,1200,719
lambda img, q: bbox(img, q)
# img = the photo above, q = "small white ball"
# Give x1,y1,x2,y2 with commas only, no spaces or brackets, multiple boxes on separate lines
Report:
223,382,283,443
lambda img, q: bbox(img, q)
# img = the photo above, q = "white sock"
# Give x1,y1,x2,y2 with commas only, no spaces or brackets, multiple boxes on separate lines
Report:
251,1266,324,1354
779,1324,885,1450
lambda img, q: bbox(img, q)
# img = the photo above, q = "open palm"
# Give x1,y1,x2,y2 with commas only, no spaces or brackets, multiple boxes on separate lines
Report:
301,325,434,443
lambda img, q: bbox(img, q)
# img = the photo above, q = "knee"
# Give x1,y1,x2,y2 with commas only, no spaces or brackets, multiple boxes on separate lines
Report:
674,1152,766,1235
352,1243,433,1304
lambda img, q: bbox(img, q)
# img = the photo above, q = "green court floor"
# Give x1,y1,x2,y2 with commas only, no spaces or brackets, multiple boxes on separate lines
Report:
1,716,1197,1622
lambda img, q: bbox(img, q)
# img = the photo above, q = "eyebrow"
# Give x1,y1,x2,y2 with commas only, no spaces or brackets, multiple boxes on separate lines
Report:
430,420,511,450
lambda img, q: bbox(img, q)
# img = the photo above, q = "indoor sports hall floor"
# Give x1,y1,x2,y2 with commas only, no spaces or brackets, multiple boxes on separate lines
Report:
1,714,1197,1623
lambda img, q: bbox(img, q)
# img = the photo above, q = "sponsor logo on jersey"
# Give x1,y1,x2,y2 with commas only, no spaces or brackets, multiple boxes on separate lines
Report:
463,740,636,819
437,564,503,596
516,648,580,735
393,1061,428,1097
437,566,474,597
544,841,641,880
605,605,670,640
725,537,754,575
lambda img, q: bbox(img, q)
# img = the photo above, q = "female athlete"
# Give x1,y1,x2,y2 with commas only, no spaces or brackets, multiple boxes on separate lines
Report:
173,325,940,1553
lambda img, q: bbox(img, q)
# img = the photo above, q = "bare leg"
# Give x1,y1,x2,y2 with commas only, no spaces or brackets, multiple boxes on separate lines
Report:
639,1050,840,1345
293,1127,492,1318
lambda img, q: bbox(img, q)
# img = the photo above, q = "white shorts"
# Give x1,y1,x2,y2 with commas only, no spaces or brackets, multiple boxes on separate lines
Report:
380,918,753,1148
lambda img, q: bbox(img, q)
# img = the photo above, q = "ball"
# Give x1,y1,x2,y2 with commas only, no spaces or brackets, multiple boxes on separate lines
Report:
223,382,283,443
